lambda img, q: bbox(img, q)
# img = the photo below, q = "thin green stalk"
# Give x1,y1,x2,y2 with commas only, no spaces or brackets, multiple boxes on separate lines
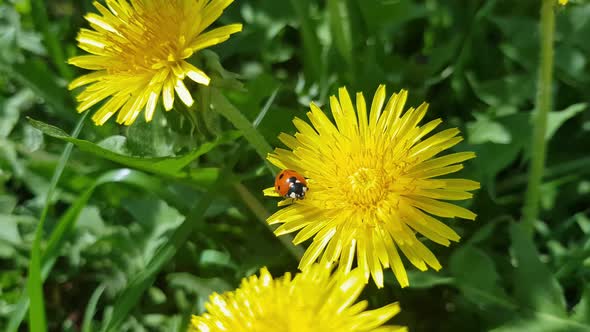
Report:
522,0,555,235
210,88,276,172
233,183,304,260
27,113,87,332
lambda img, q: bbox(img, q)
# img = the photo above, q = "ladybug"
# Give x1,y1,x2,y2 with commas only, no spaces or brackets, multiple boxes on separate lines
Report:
274,169,308,199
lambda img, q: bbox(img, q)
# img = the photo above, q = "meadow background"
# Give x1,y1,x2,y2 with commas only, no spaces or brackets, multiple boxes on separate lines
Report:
1,0,590,331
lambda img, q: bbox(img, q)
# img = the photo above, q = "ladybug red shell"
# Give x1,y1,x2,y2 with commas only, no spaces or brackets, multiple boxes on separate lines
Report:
274,170,308,199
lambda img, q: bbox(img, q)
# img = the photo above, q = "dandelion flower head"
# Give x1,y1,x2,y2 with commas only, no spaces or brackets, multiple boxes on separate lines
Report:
189,264,407,332
68,0,242,126
264,85,479,288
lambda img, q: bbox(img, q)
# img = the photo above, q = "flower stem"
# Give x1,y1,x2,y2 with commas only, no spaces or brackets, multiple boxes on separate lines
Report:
522,0,555,235
233,183,304,260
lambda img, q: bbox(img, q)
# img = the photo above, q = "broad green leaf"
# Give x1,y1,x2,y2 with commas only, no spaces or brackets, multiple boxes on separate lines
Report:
509,223,566,316
0,214,23,244
0,194,17,213
490,16,538,71
468,113,512,144
148,287,167,305
450,245,514,309
471,112,531,193
28,117,240,179
123,197,185,265
466,73,535,107
546,103,587,140
199,249,236,270
572,286,590,324
0,89,35,137
23,123,43,152
555,45,587,81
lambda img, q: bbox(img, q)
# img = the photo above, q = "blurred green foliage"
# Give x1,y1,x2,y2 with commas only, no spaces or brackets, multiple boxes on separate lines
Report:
0,0,589,331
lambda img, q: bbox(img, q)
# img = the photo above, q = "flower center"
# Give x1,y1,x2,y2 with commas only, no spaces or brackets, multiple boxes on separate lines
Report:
347,167,388,207
106,4,193,73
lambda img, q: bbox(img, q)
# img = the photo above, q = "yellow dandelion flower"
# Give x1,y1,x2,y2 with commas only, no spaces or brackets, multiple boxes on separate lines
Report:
558,0,568,5
189,264,407,332
68,0,242,126
264,85,479,288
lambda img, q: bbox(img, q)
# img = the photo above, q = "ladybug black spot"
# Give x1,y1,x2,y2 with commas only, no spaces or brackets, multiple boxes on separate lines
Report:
277,185,281,190
279,173,284,179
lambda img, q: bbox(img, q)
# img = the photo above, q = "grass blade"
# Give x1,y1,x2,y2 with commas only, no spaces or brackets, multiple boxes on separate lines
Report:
288,0,322,82
82,284,107,332
211,89,274,164
328,0,353,67
26,113,87,332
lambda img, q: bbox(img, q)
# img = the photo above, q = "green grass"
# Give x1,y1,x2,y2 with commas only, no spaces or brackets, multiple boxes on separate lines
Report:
0,1,589,331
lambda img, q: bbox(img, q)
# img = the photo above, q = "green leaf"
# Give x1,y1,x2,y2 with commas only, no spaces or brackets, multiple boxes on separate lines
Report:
82,284,106,332
199,249,236,270
7,169,164,332
406,270,454,289
509,223,566,316
0,194,17,213
210,89,275,170
123,196,185,265
491,317,587,332
466,73,535,107
288,0,322,82
572,286,590,324
100,137,248,332
30,0,72,79
101,192,216,332
0,89,35,138
468,113,512,144
450,245,515,309
471,112,531,193
28,117,240,179
546,103,587,140
23,123,43,152
555,44,587,80
0,59,73,123
148,287,167,305
356,0,429,33
167,273,232,297
328,0,353,66
25,113,88,332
